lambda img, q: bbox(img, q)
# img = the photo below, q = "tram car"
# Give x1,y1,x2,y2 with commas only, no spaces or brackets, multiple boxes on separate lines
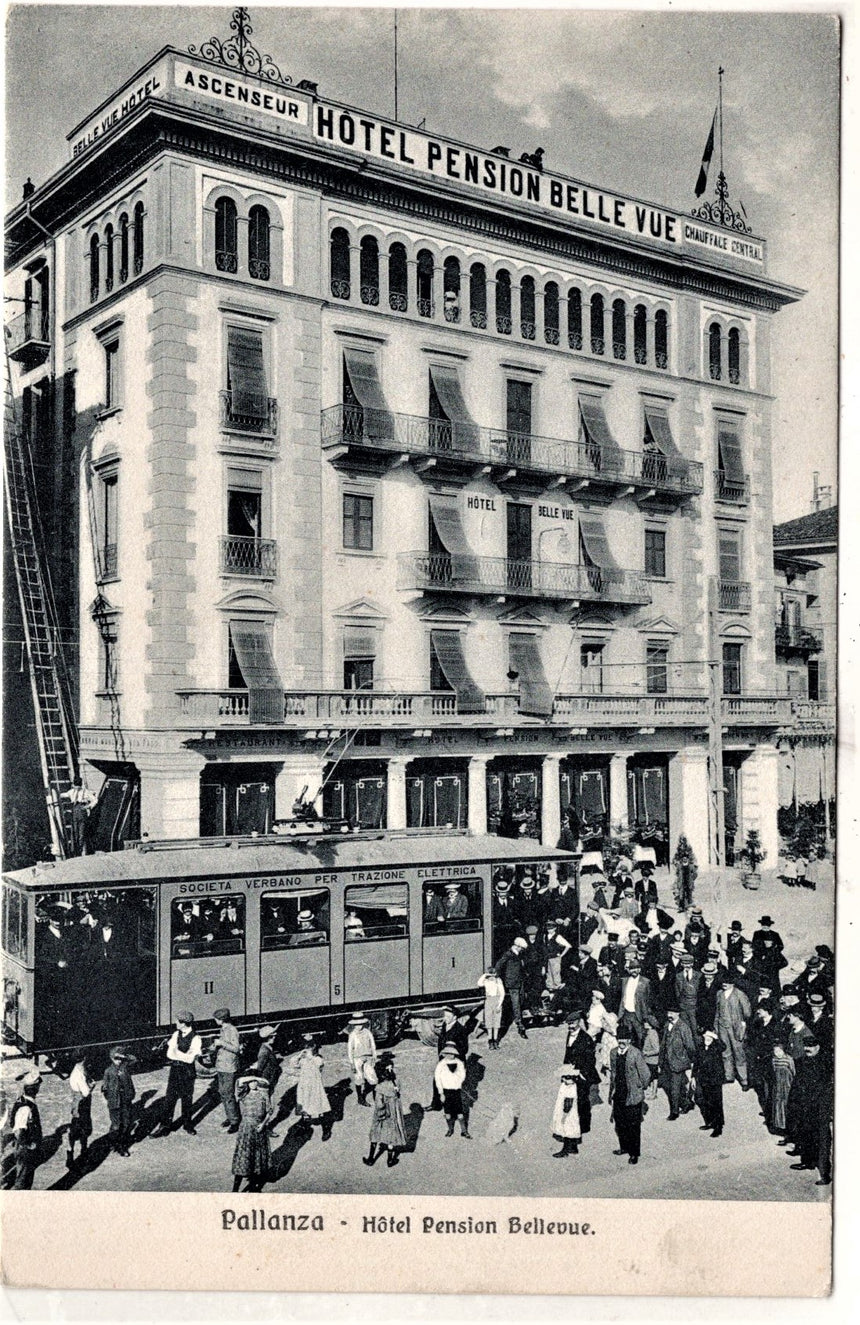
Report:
1,827,572,1055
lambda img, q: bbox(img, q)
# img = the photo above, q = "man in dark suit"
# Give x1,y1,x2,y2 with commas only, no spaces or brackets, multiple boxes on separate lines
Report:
608,1025,652,1164
789,956,832,1013
684,911,710,970
724,920,747,975
491,874,520,962
617,960,653,1047
658,1006,697,1119
747,1005,781,1121
695,1028,726,1137
597,931,626,974
595,962,622,1013
675,952,702,1032
562,1009,601,1141
648,961,677,1029
696,960,723,1033
644,917,675,974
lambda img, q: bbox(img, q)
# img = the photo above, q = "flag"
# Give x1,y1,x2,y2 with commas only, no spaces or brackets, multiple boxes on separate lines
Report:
695,109,717,197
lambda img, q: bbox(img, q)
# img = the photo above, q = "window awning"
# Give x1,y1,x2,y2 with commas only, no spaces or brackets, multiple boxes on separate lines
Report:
508,633,554,718
343,628,377,659
430,630,486,713
429,364,480,452
343,349,395,441
227,327,267,417
644,407,680,458
579,515,619,570
579,769,606,818
717,424,744,480
642,767,667,822
428,495,479,579
229,622,283,724
579,399,624,470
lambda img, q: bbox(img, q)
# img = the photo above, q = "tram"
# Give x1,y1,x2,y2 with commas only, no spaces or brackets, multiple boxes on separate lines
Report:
1,826,572,1055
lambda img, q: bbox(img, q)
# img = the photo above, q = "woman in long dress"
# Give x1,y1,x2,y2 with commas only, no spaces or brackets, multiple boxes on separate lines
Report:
770,1044,795,1134
364,1062,407,1167
231,1075,274,1192
551,1071,582,1157
290,1035,332,1140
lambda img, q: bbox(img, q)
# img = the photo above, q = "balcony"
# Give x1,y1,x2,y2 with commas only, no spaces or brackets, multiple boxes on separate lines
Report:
6,307,50,368
718,580,751,613
774,623,823,655
398,552,651,606
714,469,750,505
173,686,789,731
788,699,835,731
220,536,277,579
321,405,703,499
220,390,278,439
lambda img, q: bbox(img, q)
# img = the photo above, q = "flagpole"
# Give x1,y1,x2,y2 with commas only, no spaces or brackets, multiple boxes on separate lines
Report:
718,67,724,178
394,9,399,121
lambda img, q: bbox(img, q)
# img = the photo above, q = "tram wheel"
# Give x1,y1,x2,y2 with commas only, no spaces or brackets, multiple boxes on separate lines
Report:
412,1016,442,1047
368,1009,395,1046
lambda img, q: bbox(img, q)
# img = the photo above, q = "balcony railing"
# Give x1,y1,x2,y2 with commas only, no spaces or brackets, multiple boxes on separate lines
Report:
718,580,751,613
6,307,50,366
774,623,823,653
220,535,278,578
174,687,789,729
789,699,835,729
321,405,704,495
714,469,750,504
398,552,651,604
220,390,278,438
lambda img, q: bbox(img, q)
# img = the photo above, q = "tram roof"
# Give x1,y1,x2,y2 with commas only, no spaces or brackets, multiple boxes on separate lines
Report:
4,831,573,893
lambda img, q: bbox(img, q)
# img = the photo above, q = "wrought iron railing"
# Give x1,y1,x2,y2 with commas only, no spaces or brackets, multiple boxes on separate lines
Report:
398,552,650,604
220,535,278,577
521,320,536,340
321,405,703,494
330,278,350,299
789,700,835,728
360,285,380,306
714,469,750,504
545,326,560,346
216,250,238,274
470,309,488,329
389,291,408,312
220,390,278,436
718,580,752,613
444,303,461,324
250,258,270,281
655,351,668,370
568,331,583,351
613,341,626,361
496,315,512,335
774,623,823,652
417,297,434,319
591,336,605,356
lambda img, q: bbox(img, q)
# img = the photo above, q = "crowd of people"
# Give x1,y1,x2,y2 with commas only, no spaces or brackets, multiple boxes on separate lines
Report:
1,855,834,1191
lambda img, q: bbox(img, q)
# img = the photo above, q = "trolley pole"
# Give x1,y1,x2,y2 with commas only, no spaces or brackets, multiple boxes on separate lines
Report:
707,577,726,929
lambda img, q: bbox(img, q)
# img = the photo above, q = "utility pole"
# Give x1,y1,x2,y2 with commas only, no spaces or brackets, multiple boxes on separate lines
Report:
707,576,726,927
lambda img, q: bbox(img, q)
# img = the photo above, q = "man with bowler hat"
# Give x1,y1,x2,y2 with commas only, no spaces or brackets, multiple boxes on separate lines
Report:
562,1008,600,1140
609,1025,651,1164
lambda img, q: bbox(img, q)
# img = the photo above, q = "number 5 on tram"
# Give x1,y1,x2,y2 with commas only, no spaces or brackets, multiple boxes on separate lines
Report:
2,830,572,1055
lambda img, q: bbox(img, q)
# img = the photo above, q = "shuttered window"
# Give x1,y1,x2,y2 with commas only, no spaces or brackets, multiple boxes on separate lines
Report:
342,350,394,440
429,631,485,714
644,407,680,458
227,327,267,418
508,633,553,717
428,495,479,579
579,398,623,470
718,530,742,583
579,515,618,569
229,622,283,724
428,364,480,451
717,424,744,481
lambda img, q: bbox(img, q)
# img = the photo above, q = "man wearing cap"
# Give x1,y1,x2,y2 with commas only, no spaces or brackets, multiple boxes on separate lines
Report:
695,961,723,1034
209,1008,241,1133
752,981,779,1020
714,977,750,1089
579,903,599,947
102,1045,137,1156
674,952,702,1034
695,1028,726,1137
806,994,834,1061
347,1014,378,1106
551,873,579,933
597,930,626,975
617,960,653,1047
608,1025,651,1164
562,1009,600,1140
594,961,622,1014
658,1007,696,1119
494,938,530,1038
544,921,574,999
153,1013,202,1136
521,924,546,1021
492,873,519,961
7,1069,43,1189
252,1025,283,1096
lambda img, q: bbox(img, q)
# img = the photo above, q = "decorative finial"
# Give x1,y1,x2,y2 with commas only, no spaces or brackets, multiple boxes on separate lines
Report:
188,7,289,85
690,170,752,234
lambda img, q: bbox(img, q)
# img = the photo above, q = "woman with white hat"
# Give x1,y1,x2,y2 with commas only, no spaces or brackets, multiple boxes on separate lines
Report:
289,1034,332,1140
433,1044,471,1138
231,1074,274,1193
551,1070,582,1157
346,1013,378,1105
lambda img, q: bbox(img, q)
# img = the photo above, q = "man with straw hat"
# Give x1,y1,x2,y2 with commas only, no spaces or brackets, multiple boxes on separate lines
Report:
346,1012,378,1106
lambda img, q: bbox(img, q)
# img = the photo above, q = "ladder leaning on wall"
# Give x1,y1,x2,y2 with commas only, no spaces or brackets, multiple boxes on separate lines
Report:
3,336,79,858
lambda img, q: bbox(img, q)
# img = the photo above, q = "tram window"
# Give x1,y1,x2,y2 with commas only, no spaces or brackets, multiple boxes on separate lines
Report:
36,887,156,961
2,886,28,961
344,884,408,941
261,890,330,951
423,877,482,935
171,894,245,959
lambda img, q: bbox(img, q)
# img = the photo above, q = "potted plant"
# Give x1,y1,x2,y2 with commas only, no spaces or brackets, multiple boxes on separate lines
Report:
739,829,766,889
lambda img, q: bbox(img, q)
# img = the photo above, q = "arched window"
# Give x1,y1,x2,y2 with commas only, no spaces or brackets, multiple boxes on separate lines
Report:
612,298,626,360
104,224,114,294
633,304,647,364
709,322,722,380
248,206,271,282
416,249,434,317
119,214,129,284
388,242,408,311
89,234,100,302
728,327,741,384
133,201,145,275
655,310,669,370
359,235,379,305
567,288,582,350
520,276,536,340
215,197,238,274
443,257,461,322
469,263,487,329
330,227,351,298
496,269,512,334
590,293,605,355
543,282,560,345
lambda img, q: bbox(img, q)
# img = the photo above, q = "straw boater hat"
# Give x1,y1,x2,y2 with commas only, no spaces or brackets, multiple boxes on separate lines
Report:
238,1074,269,1088
444,882,461,891
347,1012,369,1026
110,1045,131,1062
258,1024,277,1039
297,909,314,922
512,937,528,951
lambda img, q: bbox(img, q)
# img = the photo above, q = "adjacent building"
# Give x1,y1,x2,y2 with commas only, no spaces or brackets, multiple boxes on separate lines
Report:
5,22,805,869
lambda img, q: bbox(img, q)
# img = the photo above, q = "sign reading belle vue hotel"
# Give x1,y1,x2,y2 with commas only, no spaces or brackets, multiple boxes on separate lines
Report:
69,52,764,267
